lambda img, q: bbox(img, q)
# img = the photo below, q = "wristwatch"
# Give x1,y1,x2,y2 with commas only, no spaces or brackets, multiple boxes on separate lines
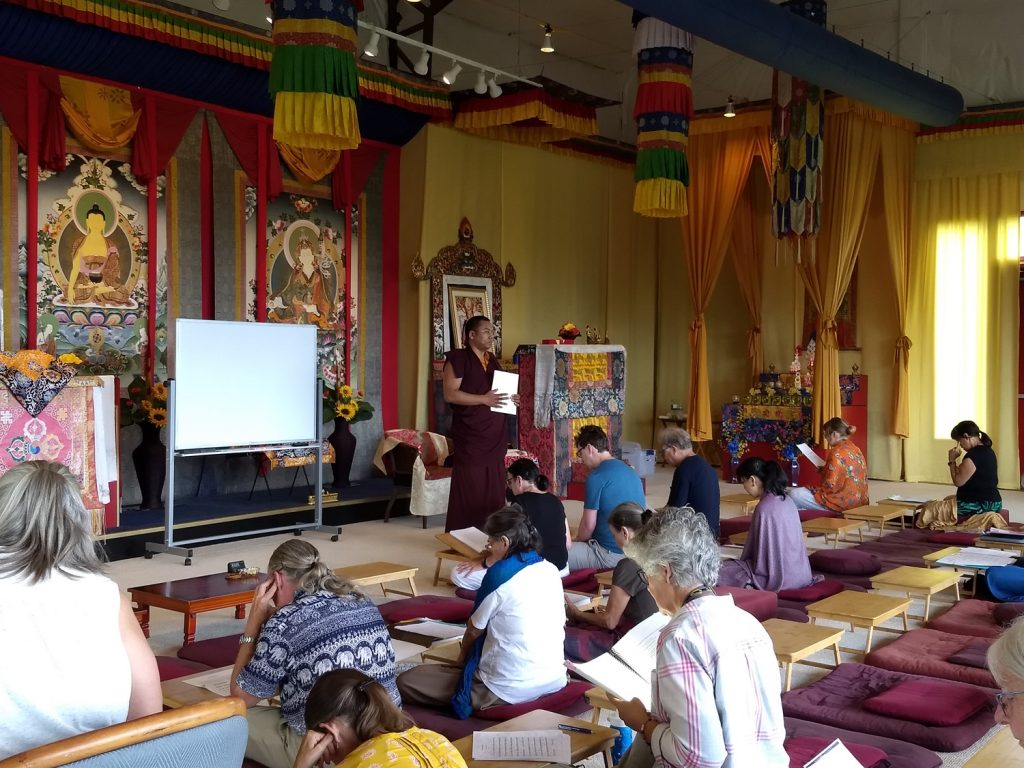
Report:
239,634,258,645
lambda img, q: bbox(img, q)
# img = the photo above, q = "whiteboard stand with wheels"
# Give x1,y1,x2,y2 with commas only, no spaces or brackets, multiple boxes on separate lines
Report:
145,319,342,565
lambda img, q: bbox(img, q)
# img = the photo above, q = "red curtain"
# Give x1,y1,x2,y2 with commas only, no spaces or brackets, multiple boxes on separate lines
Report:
215,112,282,201
131,98,198,183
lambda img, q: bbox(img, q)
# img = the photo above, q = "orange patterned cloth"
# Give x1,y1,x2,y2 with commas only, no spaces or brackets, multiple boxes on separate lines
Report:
813,439,869,512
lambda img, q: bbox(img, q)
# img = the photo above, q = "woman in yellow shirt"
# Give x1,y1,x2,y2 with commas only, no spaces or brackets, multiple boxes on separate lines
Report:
293,669,466,768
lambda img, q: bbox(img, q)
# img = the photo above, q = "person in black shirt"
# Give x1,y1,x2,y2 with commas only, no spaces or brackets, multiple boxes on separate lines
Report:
660,428,720,536
949,420,1002,520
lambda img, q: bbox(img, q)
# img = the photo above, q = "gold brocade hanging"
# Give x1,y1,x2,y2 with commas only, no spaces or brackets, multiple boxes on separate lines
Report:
58,76,141,153
278,143,342,185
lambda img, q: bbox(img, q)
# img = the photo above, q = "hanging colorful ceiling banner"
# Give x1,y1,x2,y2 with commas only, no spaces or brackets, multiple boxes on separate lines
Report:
771,0,826,255
632,13,693,218
269,0,362,151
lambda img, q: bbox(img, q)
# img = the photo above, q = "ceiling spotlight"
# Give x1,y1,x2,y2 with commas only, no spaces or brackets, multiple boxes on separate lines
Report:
414,49,431,76
442,61,463,86
488,77,503,99
540,24,554,53
407,0,422,3
724,97,736,118
474,71,488,95
212,0,230,10
363,31,381,58
265,15,272,24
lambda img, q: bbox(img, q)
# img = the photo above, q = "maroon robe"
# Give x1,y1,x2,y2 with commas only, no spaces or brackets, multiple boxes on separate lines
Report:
445,347,508,531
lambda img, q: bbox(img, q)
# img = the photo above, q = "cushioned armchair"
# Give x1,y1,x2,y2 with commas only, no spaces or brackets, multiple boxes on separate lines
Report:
374,429,453,528
0,698,248,768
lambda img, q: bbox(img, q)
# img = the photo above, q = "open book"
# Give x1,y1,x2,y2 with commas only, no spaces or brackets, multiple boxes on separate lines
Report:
566,612,669,710
436,527,489,558
797,443,826,468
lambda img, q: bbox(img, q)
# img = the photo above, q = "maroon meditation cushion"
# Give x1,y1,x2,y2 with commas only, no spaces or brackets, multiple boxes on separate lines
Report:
474,680,591,720
177,634,241,668
809,549,881,577
925,599,1002,638
454,587,477,601
562,568,599,594
993,601,1024,627
714,585,778,622
778,579,845,603
784,736,888,768
378,595,475,625
798,509,842,522
947,639,993,671
719,516,753,543
156,655,211,681
862,678,989,727
927,532,979,547
775,606,810,623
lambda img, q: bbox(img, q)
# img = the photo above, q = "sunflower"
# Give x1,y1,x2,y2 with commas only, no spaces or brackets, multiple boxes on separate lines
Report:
336,402,358,421
148,407,168,427
140,399,154,412
151,382,168,401
338,384,354,400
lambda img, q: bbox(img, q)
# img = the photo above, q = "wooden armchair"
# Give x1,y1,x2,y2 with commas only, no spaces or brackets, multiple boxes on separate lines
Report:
0,698,247,768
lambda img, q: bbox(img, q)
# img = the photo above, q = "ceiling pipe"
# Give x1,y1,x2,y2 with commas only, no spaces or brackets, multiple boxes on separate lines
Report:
619,0,964,126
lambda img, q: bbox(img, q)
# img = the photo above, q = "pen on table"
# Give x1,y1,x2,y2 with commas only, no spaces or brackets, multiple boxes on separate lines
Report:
557,724,592,734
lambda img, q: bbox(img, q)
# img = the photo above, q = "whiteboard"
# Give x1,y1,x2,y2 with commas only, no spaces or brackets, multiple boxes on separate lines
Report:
172,320,318,451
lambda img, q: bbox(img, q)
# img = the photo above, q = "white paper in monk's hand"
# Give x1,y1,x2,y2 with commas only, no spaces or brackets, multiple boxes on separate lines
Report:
803,738,862,768
797,443,826,468
489,371,519,415
472,730,571,763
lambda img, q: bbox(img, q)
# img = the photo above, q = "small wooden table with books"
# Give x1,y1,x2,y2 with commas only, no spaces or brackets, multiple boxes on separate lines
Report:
434,527,488,586
334,561,418,597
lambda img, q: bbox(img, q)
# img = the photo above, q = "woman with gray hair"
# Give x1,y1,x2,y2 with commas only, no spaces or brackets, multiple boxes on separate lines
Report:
614,507,787,767
987,617,1024,751
0,461,161,759
231,539,399,768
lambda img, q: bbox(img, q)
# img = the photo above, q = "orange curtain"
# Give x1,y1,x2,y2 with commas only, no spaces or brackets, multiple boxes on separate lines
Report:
880,125,914,438
278,142,341,185
729,172,774,385
682,128,758,440
59,76,140,153
799,110,881,442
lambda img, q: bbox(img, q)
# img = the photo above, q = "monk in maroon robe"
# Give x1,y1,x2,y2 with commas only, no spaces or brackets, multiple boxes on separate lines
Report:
443,316,513,531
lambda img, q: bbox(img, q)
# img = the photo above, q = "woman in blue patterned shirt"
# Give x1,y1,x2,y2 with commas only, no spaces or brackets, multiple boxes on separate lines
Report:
230,540,399,768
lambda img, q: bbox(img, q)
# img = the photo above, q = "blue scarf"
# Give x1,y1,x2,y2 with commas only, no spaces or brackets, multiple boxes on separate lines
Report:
451,550,543,719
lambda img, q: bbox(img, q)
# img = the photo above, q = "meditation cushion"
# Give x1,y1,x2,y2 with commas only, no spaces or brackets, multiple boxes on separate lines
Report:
783,718,941,768
774,606,810,623
809,549,881,577
861,678,989,727
156,655,211,681
719,515,753,543
454,587,477,601
403,705,494,742
780,663,995,752
562,568,600,594
784,736,888,768
777,579,845,603
177,633,241,668
798,509,842,522
947,639,994,671
926,531,978,547
474,680,591,720
378,595,474,625
863,628,996,689
925,599,1002,638
714,585,778,622
993,601,1024,626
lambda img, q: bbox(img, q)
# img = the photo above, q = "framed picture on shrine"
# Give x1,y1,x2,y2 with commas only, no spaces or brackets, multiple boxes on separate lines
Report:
446,281,493,351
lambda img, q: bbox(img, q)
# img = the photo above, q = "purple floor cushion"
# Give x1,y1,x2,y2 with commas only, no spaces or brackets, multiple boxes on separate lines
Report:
809,549,881,577
714,585,778,621
862,678,989,726
783,718,941,768
780,663,996,752
475,680,591,720
177,633,241,668
378,595,475,625
785,736,888,767
778,579,845,604
927,532,979,547
719,515,753,543
404,704,494,742
993,601,1024,627
925,599,1002,639
947,639,995,671
775,606,810,623
156,655,211,681
864,628,996,688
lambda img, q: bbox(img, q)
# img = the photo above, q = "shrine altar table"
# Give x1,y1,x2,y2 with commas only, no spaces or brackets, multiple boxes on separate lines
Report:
516,344,626,497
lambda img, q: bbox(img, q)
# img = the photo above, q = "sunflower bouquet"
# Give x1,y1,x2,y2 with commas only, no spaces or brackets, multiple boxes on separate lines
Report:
120,375,169,428
322,381,374,424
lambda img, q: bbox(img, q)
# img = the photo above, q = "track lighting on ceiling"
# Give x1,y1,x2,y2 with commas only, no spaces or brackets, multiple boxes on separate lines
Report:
488,77,503,99
414,50,431,76
442,61,463,86
724,97,736,118
363,31,381,58
474,71,488,95
540,24,554,54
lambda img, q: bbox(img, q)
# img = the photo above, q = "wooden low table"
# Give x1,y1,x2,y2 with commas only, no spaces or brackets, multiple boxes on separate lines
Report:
452,709,617,768
584,687,617,724
720,493,758,519
806,591,911,654
802,517,864,547
162,667,230,709
761,618,845,691
433,549,472,586
877,497,932,510
841,504,907,535
595,570,614,587
870,565,961,621
129,572,262,646
977,538,1024,554
335,561,418,597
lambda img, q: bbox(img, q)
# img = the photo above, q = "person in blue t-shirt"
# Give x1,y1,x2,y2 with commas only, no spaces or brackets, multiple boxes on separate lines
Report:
568,425,646,571
660,427,720,537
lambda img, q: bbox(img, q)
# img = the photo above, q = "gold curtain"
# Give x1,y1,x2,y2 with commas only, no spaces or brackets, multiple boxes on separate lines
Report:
798,111,881,442
879,125,914,438
682,128,757,440
905,172,1020,487
729,175,767,385
277,143,341,185
59,76,141,153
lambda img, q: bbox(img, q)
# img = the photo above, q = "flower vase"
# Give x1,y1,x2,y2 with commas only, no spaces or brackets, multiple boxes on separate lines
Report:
132,422,166,509
729,453,740,483
789,457,800,487
328,418,357,489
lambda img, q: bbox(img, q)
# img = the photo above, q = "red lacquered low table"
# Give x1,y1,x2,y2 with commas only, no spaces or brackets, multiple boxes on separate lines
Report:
129,572,263,645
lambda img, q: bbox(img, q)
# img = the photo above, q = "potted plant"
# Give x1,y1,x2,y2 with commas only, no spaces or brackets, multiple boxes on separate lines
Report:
120,375,168,509
323,382,374,488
